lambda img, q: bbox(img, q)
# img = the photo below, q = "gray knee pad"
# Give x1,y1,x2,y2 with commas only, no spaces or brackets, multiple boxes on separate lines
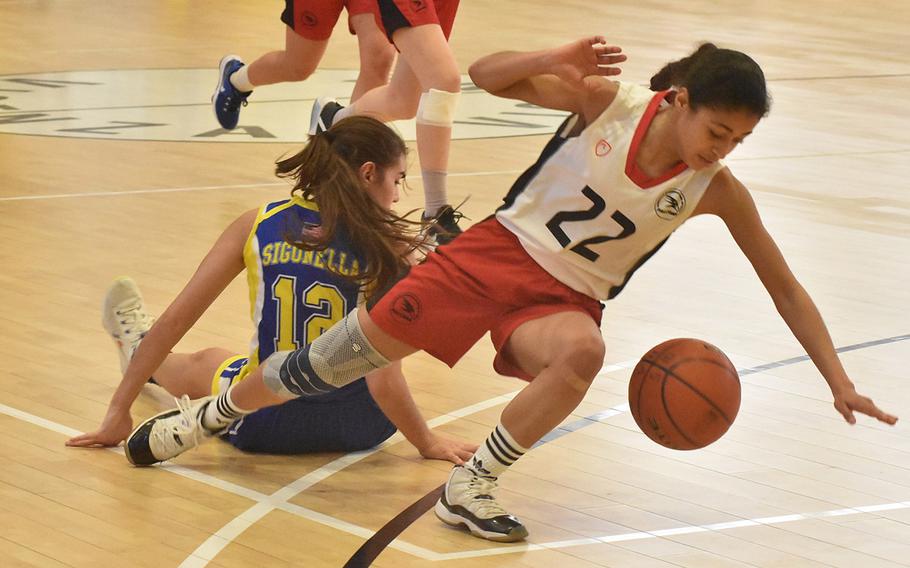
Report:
262,307,391,398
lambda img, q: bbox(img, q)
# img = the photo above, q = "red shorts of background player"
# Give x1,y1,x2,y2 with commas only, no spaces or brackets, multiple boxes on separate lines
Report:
281,0,376,41
367,217,603,381
374,0,459,40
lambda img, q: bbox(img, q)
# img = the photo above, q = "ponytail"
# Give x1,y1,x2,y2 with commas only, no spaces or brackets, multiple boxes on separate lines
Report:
650,43,770,117
276,116,425,299
649,43,718,91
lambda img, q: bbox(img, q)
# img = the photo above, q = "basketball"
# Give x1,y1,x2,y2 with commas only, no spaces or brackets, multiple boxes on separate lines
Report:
628,338,740,450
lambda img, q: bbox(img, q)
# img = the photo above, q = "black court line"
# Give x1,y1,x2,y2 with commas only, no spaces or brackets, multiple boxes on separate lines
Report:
345,332,909,566
343,484,444,567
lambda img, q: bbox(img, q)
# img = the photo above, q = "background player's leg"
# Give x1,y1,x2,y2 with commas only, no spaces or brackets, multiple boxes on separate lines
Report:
349,13,397,101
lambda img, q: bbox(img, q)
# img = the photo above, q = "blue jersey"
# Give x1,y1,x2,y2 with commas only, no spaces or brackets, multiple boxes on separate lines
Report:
243,197,363,368
217,197,396,454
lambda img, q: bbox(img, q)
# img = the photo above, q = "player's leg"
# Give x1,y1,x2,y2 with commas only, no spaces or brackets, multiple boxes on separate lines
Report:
436,310,605,542
322,2,463,238
222,380,397,454
152,348,236,399
102,276,230,399
348,12,396,101
213,0,341,129
124,306,420,465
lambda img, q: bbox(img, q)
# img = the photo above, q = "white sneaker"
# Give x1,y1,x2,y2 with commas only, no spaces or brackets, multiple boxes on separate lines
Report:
125,395,216,466
434,465,528,542
102,277,153,374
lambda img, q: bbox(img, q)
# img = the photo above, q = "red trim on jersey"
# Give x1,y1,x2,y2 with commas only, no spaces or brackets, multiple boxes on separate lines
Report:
625,90,688,189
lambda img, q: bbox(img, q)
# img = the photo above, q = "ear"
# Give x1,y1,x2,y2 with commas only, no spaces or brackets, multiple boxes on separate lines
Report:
359,161,377,184
675,87,690,109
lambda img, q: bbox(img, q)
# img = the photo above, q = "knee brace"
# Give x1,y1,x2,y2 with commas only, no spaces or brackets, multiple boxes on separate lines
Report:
262,308,390,398
416,88,460,128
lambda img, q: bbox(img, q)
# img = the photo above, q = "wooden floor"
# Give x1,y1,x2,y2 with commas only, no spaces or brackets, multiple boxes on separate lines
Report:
2,1,909,566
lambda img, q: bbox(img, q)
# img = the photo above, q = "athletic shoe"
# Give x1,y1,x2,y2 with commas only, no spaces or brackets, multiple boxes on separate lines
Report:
125,395,217,466
308,97,344,135
422,204,464,246
212,55,251,130
434,465,528,542
101,277,153,374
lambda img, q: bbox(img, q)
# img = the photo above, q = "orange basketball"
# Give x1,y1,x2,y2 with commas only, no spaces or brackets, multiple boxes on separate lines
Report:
628,338,740,450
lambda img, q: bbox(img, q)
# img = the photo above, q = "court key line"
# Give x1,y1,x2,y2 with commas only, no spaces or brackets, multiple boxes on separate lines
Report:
1,335,907,564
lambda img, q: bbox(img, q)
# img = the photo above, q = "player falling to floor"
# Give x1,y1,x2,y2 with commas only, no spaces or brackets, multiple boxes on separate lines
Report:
125,37,897,543
66,116,476,465
309,0,466,245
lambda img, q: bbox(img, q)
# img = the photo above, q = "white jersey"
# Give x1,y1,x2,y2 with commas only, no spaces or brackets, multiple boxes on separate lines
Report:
496,82,724,301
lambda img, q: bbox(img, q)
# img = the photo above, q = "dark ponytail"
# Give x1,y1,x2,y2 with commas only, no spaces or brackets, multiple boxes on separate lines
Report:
275,116,425,299
651,43,770,117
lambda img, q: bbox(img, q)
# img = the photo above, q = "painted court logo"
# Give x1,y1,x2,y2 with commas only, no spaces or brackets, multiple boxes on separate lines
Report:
0,70,569,142
655,188,686,220
391,293,421,323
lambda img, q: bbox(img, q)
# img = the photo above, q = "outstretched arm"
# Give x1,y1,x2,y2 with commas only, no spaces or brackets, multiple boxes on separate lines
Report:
365,362,478,464
698,173,897,425
66,209,256,447
468,36,626,117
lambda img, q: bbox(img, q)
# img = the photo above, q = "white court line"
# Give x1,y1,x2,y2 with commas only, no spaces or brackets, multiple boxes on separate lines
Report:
0,170,523,202
435,502,910,561
177,389,525,567
7,360,905,564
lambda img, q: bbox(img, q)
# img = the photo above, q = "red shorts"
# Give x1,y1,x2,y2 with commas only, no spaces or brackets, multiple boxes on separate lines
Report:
281,0,375,40
368,217,603,380
375,0,459,40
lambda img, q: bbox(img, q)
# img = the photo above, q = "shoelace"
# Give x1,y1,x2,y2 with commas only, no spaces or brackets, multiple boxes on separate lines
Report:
149,395,200,458
464,475,510,518
115,301,152,336
222,89,249,112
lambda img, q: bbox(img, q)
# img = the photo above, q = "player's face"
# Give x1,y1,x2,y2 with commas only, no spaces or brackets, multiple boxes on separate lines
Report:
676,96,760,170
364,154,405,211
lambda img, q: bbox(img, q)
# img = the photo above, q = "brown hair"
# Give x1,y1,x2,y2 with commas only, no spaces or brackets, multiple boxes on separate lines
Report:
276,116,425,298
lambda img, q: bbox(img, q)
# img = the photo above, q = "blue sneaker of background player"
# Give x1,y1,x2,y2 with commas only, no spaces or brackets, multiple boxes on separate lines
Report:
212,55,251,130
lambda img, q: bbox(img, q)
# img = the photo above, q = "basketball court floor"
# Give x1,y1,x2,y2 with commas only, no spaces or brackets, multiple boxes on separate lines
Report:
1,1,908,566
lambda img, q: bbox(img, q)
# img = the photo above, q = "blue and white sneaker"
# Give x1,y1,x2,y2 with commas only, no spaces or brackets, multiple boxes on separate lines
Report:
212,55,251,130
308,97,344,135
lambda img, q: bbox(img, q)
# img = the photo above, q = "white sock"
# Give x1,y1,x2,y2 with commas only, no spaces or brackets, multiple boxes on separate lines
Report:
202,384,252,432
467,424,529,479
229,66,255,93
421,170,448,216
333,104,355,122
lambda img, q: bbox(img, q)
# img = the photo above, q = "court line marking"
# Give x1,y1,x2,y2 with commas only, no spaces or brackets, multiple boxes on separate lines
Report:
434,501,910,561
2,149,908,202
0,170,523,202
0,390,522,564
2,337,907,564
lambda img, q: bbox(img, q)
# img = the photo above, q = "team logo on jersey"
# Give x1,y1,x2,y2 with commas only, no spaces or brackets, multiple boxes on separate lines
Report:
300,11,318,28
655,188,686,220
595,139,613,157
411,0,428,12
391,293,421,323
